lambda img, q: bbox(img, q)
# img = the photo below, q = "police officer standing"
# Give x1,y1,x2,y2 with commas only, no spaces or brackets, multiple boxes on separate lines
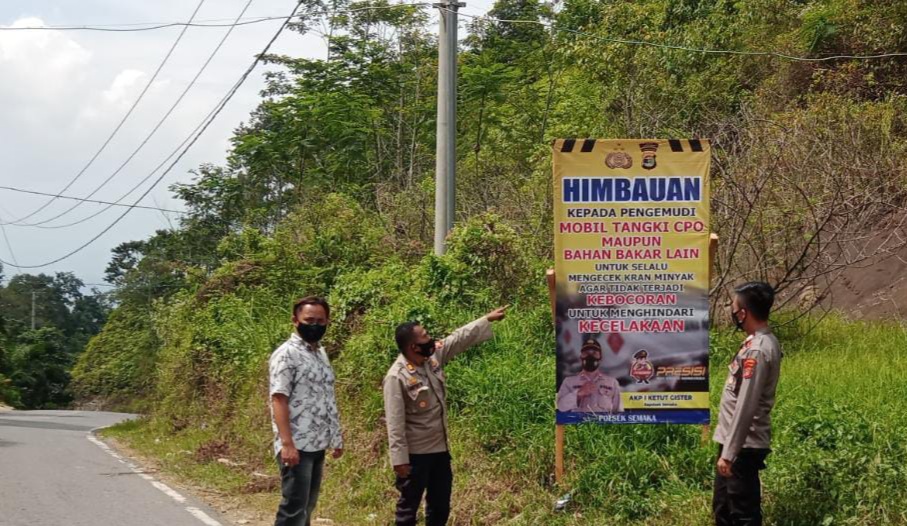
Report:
383,306,508,526
713,282,782,526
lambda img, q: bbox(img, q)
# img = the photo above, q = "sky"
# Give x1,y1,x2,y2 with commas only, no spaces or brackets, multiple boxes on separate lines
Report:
0,0,493,289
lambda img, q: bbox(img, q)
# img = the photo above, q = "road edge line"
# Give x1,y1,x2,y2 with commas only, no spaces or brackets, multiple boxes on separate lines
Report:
87,423,225,526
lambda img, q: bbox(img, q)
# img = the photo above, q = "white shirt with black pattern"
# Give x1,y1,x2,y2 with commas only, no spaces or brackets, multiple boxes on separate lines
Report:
268,332,343,455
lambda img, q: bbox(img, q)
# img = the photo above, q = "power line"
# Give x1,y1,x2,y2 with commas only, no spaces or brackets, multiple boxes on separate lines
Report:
0,0,304,269
11,1,433,231
14,0,254,229
451,9,907,62
0,17,285,32
0,5,433,33
0,0,207,227
82,283,187,288
30,118,212,231
0,212,20,269
14,15,282,28
0,186,185,215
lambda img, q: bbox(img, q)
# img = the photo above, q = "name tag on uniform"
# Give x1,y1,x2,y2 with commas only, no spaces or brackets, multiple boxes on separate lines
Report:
409,386,429,401
406,378,429,401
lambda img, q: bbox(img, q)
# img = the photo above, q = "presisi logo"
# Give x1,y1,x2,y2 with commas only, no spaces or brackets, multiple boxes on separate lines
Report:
656,365,707,378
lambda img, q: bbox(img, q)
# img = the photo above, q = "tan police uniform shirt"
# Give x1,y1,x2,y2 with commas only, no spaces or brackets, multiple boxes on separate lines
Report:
556,370,623,413
713,327,782,462
382,317,494,466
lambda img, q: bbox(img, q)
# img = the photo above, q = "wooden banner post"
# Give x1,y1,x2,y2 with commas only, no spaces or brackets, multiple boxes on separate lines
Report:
547,269,565,486
701,232,719,445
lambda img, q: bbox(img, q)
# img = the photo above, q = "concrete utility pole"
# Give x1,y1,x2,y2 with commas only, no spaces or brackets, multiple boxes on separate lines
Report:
31,291,36,330
433,0,464,255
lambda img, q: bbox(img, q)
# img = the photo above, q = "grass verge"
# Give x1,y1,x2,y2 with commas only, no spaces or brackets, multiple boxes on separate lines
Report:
104,317,907,525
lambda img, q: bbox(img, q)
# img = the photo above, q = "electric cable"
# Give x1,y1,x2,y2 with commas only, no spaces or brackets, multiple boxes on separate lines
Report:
0,0,303,269
0,0,207,226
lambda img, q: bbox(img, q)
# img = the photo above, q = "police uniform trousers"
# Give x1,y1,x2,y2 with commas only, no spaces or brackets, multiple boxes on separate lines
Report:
713,446,770,526
394,451,453,526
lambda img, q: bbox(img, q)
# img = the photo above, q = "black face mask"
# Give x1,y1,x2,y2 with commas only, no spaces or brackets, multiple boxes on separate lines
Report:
731,310,745,332
297,322,327,343
582,356,600,372
415,339,436,357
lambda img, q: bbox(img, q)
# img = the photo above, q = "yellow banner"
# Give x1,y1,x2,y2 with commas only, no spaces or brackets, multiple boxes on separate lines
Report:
553,139,711,425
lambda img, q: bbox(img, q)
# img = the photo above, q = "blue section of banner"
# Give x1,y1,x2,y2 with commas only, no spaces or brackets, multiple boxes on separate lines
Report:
556,409,710,425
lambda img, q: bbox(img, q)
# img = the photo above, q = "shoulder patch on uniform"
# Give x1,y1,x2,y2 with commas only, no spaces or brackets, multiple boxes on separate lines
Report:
742,358,757,379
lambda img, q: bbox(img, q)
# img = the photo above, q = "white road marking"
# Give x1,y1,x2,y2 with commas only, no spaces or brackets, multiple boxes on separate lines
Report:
150,480,187,503
186,507,224,526
87,428,224,526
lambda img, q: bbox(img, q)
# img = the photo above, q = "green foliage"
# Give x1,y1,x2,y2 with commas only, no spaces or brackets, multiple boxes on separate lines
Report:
70,304,158,406
6,328,74,408
800,2,841,52
0,373,21,407
0,271,109,408
440,213,538,303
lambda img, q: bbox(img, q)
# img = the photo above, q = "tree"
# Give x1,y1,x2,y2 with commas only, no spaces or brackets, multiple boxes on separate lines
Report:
6,328,73,408
0,271,109,408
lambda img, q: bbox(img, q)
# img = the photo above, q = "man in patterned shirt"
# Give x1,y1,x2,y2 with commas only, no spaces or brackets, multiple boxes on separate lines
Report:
269,296,343,526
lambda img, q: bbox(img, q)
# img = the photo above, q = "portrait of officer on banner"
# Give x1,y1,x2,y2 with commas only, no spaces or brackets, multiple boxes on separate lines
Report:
556,337,624,414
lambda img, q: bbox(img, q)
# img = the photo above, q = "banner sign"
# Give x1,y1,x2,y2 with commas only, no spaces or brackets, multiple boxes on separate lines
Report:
553,139,711,425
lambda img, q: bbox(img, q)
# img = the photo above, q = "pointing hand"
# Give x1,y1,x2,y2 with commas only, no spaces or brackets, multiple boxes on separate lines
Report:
486,305,509,322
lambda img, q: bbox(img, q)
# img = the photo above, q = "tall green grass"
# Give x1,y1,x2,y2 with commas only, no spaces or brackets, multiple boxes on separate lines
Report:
107,308,907,525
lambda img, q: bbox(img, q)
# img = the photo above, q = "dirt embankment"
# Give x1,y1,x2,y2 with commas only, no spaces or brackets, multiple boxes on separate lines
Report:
825,227,907,320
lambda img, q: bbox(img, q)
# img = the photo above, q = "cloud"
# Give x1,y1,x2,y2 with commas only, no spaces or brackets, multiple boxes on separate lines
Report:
0,17,92,106
102,69,147,105
0,17,172,148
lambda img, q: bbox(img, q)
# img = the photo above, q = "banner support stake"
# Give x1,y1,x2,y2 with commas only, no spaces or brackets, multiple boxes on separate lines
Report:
702,232,719,446
547,269,566,486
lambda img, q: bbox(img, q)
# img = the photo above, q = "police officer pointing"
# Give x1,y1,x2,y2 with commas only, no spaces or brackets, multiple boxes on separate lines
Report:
383,307,507,526
713,282,782,526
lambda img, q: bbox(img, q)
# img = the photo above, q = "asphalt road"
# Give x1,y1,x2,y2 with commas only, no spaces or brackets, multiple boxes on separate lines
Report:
0,410,230,526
